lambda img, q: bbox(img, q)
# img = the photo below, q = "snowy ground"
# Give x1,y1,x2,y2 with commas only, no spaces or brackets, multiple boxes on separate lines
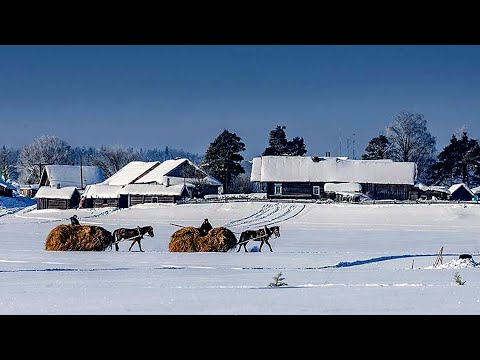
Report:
1,196,480,314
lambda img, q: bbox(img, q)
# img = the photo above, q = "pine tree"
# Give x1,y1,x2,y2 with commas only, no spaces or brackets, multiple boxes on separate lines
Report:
431,131,480,187
263,125,288,155
287,136,307,156
201,130,246,194
263,125,307,156
361,135,391,160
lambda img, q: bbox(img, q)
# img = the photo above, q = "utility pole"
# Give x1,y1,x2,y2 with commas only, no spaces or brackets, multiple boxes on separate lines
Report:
352,133,356,160
80,155,84,190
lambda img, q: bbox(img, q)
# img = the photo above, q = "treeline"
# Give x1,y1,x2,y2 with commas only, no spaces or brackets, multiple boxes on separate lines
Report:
2,111,480,193
0,137,202,185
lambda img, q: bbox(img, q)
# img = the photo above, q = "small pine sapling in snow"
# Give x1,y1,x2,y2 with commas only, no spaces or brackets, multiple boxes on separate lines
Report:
454,271,466,285
269,272,288,287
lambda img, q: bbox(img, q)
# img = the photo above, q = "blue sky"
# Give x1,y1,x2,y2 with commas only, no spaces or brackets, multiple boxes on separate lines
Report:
1,45,479,160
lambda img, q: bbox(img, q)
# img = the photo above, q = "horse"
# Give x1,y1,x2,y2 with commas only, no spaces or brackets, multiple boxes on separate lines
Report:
112,225,154,252
237,225,281,252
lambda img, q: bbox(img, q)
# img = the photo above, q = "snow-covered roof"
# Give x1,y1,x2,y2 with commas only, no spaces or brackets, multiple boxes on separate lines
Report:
19,184,40,190
324,182,362,192
448,183,474,196
251,156,416,185
101,161,160,186
34,186,78,199
472,186,480,195
137,158,222,186
83,184,123,198
42,165,104,188
0,179,16,190
120,184,186,196
415,183,450,194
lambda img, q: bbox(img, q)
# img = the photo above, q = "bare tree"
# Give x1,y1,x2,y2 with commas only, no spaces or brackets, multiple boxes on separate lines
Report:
0,146,19,182
90,145,141,178
386,111,436,182
17,135,73,184
180,161,211,197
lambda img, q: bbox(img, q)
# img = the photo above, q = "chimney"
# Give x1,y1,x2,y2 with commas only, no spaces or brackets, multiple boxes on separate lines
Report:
325,151,331,157
166,177,170,187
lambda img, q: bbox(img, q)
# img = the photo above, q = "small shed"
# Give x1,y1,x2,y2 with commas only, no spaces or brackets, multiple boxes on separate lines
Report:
0,180,16,197
34,186,80,210
18,184,40,198
414,183,450,200
448,183,474,201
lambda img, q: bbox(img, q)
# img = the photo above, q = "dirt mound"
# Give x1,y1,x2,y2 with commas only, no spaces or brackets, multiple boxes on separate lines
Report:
169,226,237,252
45,224,114,251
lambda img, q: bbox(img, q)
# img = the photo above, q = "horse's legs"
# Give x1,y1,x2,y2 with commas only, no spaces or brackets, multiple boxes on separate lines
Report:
128,240,136,251
243,243,248,252
259,241,263,252
265,240,273,252
138,240,144,252
115,243,119,251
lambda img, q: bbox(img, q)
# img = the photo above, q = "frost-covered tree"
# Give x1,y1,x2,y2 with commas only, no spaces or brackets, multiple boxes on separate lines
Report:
0,146,19,182
263,125,307,156
201,130,246,194
431,131,480,187
17,135,73,184
386,111,436,183
361,135,391,160
90,145,141,178
229,173,252,194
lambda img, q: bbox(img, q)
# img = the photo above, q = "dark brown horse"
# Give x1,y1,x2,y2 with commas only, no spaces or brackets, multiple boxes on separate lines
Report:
112,225,154,252
237,225,280,252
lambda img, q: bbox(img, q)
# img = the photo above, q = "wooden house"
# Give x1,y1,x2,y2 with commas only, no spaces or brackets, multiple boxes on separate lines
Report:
250,156,417,201
0,180,15,197
34,186,80,210
83,159,221,208
448,183,474,201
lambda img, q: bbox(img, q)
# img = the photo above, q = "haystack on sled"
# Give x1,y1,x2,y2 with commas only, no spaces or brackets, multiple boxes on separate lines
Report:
45,224,114,251
169,226,237,252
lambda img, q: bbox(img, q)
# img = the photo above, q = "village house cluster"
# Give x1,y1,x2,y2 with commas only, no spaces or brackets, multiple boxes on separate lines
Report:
2,155,479,210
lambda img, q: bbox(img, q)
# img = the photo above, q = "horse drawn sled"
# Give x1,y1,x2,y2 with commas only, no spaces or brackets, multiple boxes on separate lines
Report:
236,225,281,252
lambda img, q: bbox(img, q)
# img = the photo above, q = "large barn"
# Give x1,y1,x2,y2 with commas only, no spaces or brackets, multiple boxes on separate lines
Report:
250,156,417,201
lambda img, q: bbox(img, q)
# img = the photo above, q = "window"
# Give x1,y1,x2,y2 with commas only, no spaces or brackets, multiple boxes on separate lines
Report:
274,183,282,195
152,197,158,203
313,186,320,196
103,199,108,205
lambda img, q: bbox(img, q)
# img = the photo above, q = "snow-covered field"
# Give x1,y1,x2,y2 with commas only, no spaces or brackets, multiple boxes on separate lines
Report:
1,196,480,314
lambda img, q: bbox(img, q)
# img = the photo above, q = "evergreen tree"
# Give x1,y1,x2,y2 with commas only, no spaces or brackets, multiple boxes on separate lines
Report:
361,135,391,160
263,125,307,156
263,125,288,155
201,130,246,194
287,136,307,156
431,131,480,187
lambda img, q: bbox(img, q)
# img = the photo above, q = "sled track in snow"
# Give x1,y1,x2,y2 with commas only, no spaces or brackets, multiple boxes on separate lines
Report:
223,203,306,232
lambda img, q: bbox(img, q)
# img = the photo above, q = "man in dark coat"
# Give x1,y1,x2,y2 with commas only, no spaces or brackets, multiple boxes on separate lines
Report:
70,214,80,225
199,218,213,236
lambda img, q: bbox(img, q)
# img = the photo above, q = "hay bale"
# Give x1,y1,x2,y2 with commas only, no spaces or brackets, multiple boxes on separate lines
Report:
45,224,114,251
169,226,237,252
